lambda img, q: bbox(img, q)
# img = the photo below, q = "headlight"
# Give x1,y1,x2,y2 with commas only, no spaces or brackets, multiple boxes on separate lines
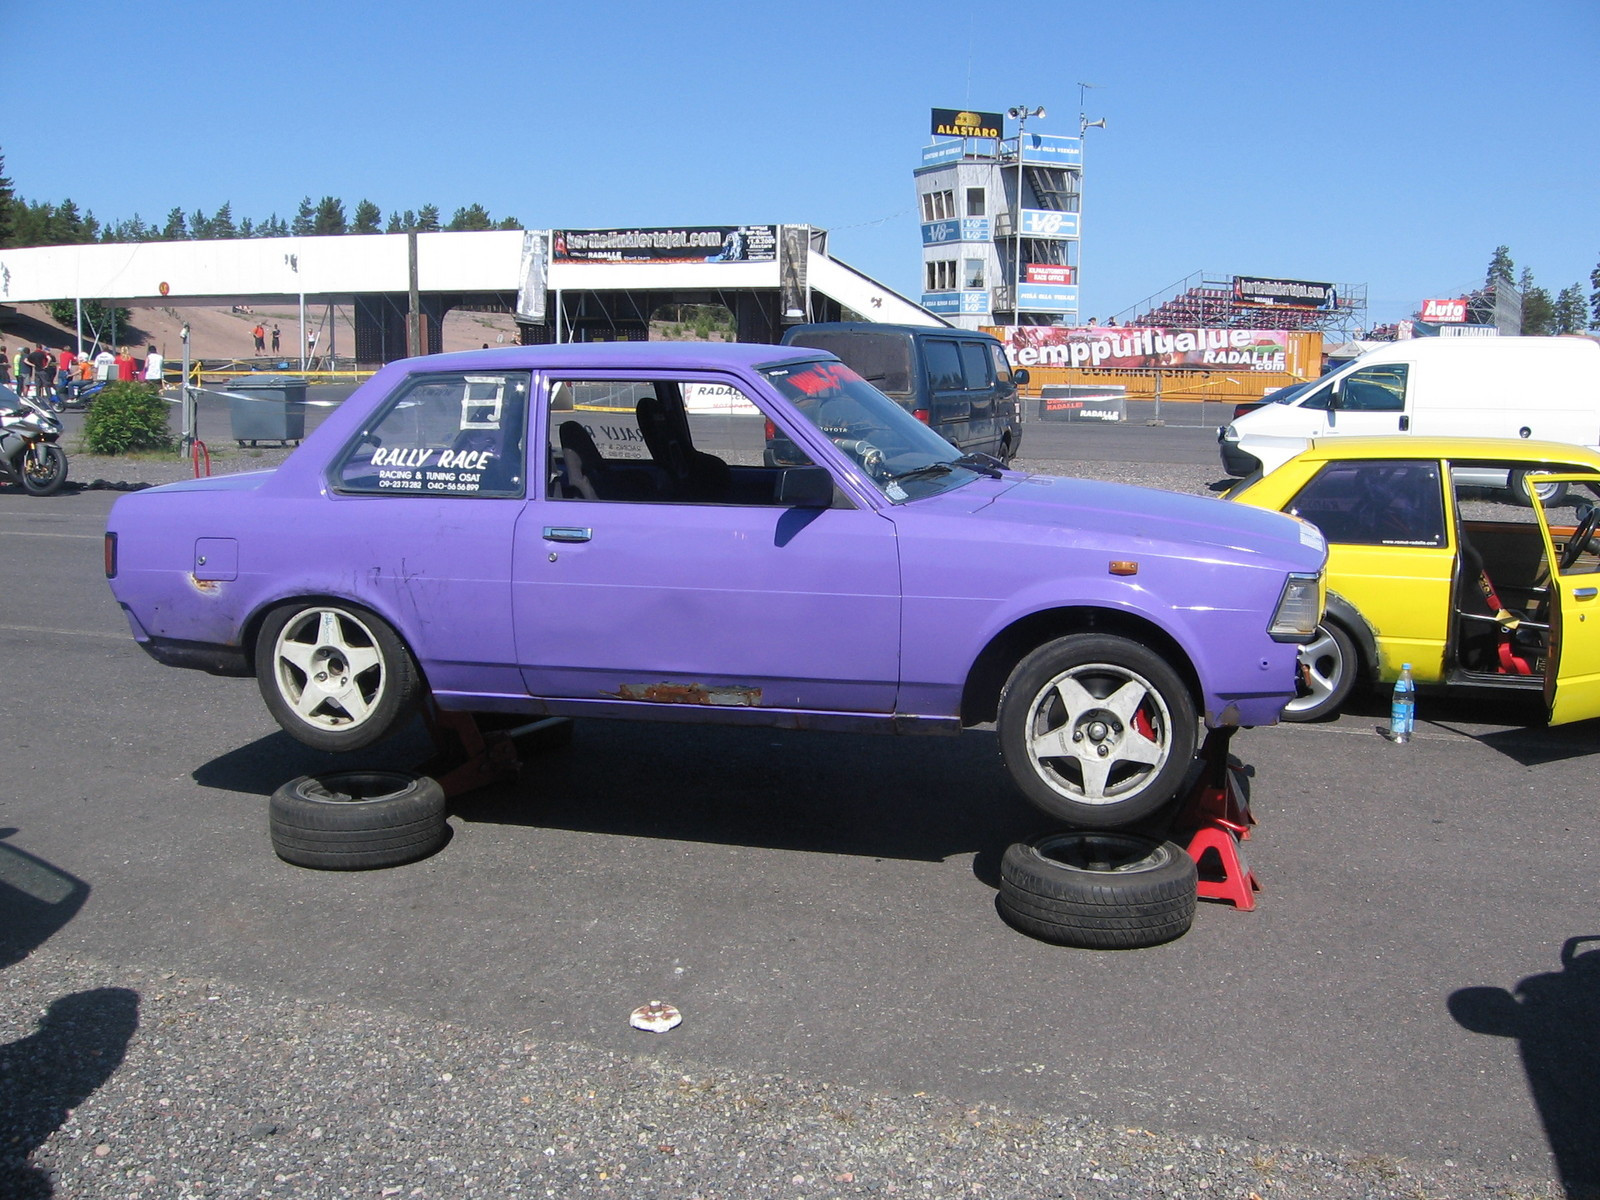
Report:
1268,572,1322,642
1221,423,1240,443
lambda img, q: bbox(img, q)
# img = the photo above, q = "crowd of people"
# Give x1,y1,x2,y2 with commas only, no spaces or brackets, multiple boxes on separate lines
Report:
0,342,165,404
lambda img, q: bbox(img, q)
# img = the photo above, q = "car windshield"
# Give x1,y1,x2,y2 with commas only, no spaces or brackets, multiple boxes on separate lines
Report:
760,358,984,501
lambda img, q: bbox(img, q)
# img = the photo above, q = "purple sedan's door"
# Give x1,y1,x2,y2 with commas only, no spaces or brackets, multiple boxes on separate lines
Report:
511,373,902,714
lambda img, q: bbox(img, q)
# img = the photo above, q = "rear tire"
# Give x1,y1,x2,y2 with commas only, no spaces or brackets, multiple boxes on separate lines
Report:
270,770,447,870
999,831,1197,949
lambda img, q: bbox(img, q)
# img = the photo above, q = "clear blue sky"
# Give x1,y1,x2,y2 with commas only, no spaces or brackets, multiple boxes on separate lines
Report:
5,0,1596,327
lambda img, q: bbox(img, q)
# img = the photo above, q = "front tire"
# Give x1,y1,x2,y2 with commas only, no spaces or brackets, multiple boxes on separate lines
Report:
998,831,1198,948
997,634,1197,828
1282,621,1357,722
19,445,67,496
270,770,446,870
255,603,420,752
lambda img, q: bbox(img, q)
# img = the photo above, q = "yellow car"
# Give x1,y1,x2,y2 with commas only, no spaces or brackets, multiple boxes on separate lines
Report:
1229,435,1600,722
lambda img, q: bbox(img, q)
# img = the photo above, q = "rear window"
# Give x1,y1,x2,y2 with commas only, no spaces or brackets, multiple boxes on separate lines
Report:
924,339,964,391
785,332,913,396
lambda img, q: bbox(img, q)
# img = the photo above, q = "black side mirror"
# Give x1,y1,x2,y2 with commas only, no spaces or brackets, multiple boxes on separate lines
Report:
777,465,836,508
1012,368,1030,387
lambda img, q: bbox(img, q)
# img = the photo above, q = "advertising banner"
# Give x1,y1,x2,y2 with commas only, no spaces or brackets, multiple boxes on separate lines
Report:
921,218,991,245
922,139,964,166
779,225,809,323
1420,297,1468,323
1020,209,1079,238
1017,133,1082,165
514,230,547,321
1015,283,1079,313
931,108,1003,139
1001,325,1293,372
1026,264,1075,285
1233,276,1335,309
921,292,989,315
554,226,777,264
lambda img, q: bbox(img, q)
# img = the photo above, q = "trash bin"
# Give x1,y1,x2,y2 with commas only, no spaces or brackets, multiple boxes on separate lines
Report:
226,376,308,446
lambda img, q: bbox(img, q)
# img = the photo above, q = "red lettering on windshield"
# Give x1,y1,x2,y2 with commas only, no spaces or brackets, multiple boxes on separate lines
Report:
787,363,849,396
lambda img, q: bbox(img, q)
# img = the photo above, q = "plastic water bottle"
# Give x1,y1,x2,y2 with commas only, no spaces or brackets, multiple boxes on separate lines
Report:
1389,663,1416,743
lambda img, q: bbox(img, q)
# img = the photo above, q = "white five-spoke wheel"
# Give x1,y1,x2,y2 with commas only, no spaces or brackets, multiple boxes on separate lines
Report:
1282,621,1357,723
998,634,1197,828
255,603,420,752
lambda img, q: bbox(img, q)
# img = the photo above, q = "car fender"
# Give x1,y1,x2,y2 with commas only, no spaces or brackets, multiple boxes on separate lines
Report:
1324,590,1379,682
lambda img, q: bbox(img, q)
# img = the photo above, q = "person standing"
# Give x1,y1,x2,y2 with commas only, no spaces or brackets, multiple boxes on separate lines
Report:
271,324,281,352
115,347,137,381
93,346,116,381
142,344,164,387
0,345,11,387
25,345,53,400
253,322,266,353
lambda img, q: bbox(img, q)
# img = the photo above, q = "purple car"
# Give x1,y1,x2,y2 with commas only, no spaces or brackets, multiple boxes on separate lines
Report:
105,343,1325,828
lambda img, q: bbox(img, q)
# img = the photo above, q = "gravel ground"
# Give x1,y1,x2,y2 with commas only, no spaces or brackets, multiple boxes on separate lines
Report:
8,447,1565,1199
1,949,1561,1200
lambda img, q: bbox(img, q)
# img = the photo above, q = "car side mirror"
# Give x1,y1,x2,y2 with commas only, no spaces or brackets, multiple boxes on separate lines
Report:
1327,381,1342,411
777,465,836,508
1012,368,1030,386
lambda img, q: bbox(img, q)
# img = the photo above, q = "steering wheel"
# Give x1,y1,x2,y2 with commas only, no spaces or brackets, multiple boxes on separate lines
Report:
1562,507,1600,569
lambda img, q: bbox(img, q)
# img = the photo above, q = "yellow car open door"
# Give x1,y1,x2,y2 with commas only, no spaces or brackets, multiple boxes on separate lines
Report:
1527,474,1600,725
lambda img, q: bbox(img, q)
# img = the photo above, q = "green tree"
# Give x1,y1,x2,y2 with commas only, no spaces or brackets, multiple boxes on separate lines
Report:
190,208,214,239
1590,255,1600,329
352,199,382,233
162,207,188,240
1554,284,1588,335
0,150,14,246
447,203,494,231
291,196,316,236
1486,245,1515,286
209,202,237,239
1519,267,1554,335
495,215,522,230
312,195,346,235
416,204,441,233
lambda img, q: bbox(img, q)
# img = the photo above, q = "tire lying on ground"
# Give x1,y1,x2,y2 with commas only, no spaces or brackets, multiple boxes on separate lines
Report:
269,770,447,870
998,830,1198,949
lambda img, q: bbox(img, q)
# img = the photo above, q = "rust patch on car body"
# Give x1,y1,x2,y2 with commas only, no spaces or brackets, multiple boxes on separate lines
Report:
186,575,221,595
611,682,763,706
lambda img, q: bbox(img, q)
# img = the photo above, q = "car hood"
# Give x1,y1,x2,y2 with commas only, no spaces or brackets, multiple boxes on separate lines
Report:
134,471,276,495
920,472,1326,570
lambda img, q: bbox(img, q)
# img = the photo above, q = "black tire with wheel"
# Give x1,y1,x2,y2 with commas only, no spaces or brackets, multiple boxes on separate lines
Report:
18,445,68,496
1282,621,1357,723
1509,469,1567,508
997,634,1197,828
999,831,1197,949
270,770,447,870
255,602,421,752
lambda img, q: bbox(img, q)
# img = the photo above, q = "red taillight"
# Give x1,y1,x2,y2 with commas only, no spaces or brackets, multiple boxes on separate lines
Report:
104,531,118,578
1233,402,1257,419
913,409,930,424
764,418,776,441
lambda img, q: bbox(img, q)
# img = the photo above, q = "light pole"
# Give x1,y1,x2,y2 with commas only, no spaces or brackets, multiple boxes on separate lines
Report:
1076,112,1105,326
1006,104,1044,328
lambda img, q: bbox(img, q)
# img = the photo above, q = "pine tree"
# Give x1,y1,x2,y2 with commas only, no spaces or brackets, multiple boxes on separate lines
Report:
447,203,493,231
352,199,382,233
1487,245,1515,286
291,196,315,236
210,202,237,239
190,208,214,239
1554,284,1588,335
1519,267,1554,335
0,150,14,247
162,207,189,239
1590,255,1600,329
416,204,441,233
496,215,522,230
312,196,346,235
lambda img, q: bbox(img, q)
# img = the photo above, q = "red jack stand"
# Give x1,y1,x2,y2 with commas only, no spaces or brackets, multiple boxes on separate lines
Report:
1170,727,1260,910
418,701,571,800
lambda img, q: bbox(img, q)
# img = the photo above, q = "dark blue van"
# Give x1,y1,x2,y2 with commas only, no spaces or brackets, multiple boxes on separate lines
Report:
779,323,1026,463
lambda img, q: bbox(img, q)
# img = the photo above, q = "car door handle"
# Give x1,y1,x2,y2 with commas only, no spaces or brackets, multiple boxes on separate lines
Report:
543,526,592,543
1574,587,1597,599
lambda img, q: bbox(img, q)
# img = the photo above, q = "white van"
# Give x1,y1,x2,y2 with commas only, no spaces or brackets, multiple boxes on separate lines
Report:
1219,337,1600,479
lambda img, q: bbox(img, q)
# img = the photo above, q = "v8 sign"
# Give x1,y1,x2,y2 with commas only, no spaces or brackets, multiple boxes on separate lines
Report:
1421,297,1468,323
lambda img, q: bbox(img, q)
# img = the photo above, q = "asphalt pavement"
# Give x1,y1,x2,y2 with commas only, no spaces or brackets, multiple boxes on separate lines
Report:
1,405,1593,1199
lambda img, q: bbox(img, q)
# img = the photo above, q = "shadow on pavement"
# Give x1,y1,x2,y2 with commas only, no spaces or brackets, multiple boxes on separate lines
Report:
1449,936,1600,1199
0,830,140,1198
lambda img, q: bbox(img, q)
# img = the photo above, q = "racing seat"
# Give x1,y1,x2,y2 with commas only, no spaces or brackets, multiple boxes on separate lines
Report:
1455,529,1546,676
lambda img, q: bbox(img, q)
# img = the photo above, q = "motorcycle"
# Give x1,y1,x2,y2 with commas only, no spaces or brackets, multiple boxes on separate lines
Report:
50,377,105,412
0,391,69,496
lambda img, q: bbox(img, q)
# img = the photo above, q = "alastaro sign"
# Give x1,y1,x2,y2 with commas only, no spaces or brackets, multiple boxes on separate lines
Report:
931,108,1002,140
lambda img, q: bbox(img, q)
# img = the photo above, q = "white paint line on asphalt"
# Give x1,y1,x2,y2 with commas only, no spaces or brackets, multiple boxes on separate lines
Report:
0,623,126,640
